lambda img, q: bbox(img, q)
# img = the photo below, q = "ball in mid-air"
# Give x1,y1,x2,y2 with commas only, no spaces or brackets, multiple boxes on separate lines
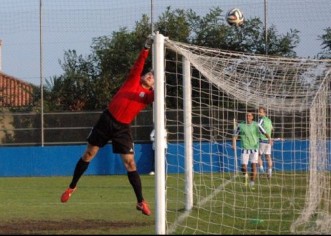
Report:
226,8,244,27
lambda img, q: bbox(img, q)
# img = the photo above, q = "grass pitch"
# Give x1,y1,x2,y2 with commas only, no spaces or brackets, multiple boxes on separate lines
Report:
0,172,322,234
0,175,156,234
165,172,310,235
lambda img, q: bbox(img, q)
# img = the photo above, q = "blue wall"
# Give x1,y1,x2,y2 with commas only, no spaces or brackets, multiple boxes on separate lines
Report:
0,140,314,177
166,140,311,173
0,144,154,177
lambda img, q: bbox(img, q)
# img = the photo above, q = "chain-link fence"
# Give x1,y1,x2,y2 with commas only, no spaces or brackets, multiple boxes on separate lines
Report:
0,109,154,146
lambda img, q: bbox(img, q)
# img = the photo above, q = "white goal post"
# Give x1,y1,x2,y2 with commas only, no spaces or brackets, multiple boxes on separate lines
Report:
153,32,331,235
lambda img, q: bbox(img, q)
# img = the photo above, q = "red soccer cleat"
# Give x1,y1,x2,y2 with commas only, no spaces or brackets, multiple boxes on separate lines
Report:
61,187,77,203
136,200,152,216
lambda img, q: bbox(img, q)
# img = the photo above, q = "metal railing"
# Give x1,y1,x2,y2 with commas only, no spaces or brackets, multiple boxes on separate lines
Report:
0,109,154,146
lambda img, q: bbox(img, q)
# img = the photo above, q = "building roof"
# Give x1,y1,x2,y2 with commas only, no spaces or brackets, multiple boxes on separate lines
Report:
0,71,33,107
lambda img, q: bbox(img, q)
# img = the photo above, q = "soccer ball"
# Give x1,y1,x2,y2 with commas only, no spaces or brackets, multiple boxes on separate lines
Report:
226,8,244,27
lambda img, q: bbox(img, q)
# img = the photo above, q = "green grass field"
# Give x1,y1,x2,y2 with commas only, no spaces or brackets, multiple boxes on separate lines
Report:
0,172,324,234
0,175,156,234
165,172,310,235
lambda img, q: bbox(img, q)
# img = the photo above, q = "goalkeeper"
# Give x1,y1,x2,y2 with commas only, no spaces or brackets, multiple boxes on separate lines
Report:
232,112,272,189
60,36,154,216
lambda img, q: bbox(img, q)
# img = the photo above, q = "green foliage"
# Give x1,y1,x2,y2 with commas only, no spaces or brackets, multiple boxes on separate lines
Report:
318,27,331,59
44,6,305,111
155,7,192,42
45,50,97,111
319,27,331,49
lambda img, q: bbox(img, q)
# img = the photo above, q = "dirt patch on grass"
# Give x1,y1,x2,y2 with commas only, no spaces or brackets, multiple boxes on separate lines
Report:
0,219,152,234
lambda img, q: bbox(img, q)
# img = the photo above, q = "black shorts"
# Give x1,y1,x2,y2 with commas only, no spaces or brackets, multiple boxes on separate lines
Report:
86,109,134,154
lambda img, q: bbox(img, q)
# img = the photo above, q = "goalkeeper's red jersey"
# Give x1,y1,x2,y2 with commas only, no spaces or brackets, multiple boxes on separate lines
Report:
108,49,154,124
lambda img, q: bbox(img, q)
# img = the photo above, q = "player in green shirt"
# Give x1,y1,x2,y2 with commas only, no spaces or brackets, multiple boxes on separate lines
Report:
258,107,274,179
232,112,272,189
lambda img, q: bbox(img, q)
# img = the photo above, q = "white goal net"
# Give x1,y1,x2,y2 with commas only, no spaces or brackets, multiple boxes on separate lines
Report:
154,35,331,234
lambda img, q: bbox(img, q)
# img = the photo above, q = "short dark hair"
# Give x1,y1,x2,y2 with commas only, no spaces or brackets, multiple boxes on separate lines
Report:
259,106,266,112
142,67,153,76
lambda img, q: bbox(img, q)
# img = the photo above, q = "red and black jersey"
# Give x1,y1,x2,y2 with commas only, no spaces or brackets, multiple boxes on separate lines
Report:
108,49,154,124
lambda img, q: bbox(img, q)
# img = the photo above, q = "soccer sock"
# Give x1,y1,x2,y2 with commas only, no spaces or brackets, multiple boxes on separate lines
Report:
127,170,143,203
268,168,272,176
69,158,90,189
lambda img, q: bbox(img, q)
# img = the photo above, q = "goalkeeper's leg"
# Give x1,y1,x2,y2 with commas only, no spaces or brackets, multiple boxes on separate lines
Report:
122,153,151,216
61,144,99,203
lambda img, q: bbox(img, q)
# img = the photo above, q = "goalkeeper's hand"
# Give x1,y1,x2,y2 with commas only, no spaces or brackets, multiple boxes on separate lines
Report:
144,35,154,49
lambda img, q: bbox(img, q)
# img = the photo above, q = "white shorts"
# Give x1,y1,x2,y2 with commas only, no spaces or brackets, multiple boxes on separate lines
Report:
259,142,271,155
241,149,258,165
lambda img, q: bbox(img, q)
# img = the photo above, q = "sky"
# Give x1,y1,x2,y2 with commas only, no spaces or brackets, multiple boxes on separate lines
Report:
0,0,330,86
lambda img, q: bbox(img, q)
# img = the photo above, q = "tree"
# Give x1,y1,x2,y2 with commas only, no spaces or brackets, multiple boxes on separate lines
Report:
45,49,96,111
318,27,331,59
46,6,300,111
153,6,300,108
45,24,152,111
155,7,299,56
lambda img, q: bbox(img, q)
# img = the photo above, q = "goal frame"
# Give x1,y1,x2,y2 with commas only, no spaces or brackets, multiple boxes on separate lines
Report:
154,32,195,234
153,32,331,235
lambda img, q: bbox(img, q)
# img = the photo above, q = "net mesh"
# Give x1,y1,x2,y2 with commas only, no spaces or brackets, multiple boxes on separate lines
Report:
163,39,331,234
